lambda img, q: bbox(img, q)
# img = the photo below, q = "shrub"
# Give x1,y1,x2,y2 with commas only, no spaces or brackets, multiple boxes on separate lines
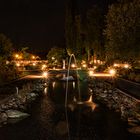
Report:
135,75,140,83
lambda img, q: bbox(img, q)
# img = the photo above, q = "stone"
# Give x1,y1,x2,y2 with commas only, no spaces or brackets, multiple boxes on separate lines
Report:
0,112,8,123
5,110,30,119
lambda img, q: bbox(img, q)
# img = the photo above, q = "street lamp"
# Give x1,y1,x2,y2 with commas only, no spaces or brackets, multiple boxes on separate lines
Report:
15,54,19,59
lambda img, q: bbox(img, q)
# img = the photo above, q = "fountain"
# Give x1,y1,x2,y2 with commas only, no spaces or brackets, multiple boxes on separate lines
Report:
65,54,81,107
65,54,96,111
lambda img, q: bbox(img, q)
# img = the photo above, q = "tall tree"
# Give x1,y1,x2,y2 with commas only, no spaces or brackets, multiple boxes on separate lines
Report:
65,0,78,55
105,0,140,63
47,47,67,67
0,33,13,60
85,5,105,61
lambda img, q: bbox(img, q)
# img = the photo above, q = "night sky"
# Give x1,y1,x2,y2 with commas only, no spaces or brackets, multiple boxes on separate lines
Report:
0,0,116,56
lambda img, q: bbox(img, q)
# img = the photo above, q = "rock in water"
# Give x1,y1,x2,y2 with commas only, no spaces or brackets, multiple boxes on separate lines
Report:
0,112,8,123
61,76,74,81
6,110,30,119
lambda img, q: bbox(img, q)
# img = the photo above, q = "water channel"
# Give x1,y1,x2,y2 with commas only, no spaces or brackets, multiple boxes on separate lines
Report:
0,72,139,140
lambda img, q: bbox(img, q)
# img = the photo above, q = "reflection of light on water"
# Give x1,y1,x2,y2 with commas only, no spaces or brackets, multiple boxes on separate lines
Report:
63,74,66,78
72,82,75,89
68,95,97,111
44,87,47,95
52,82,56,88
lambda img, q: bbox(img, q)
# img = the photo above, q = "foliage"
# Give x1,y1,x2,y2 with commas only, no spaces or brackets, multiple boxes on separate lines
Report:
0,33,13,60
85,5,105,61
105,0,140,63
65,0,77,56
0,62,19,84
47,47,67,67
65,3,105,63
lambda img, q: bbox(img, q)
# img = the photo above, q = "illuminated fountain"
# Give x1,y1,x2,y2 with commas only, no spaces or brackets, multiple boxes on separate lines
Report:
65,54,96,111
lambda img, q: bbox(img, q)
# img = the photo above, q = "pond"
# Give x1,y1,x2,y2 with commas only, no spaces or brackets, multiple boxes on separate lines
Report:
0,72,139,140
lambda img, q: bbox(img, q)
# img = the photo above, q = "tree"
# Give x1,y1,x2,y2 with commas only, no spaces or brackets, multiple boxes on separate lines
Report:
65,0,77,56
85,5,105,61
105,0,140,63
0,33,13,60
0,33,19,84
47,47,67,67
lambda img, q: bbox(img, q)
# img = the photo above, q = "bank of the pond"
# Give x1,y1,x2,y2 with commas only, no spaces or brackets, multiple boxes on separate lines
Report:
88,77,140,135
0,79,45,126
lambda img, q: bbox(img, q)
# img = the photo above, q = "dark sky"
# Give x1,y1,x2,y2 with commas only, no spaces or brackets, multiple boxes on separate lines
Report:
0,0,116,56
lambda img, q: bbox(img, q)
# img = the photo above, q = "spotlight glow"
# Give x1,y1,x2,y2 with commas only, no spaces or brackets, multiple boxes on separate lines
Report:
109,69,116,76
43,72,48,77
124,64,129,69
89,70,94,76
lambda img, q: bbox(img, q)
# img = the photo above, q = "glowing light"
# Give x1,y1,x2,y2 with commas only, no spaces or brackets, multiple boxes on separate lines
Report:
109,69,116,76
89,70,94,76
32,56,35,59
94,60,97,63
73,82,75,89
52,82,56,88
52,57,55,60
42,64,47,70
43,72,48,77
71,64,76,68
15,54,19,58
16,63,20,67
114,63,118,67
93,66,97,69
124,64,129,69
33,63,36,66
82,64,87,68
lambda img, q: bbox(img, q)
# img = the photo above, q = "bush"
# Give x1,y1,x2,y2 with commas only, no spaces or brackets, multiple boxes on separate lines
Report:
128,72,136,81
0,63,19,84
135,75,140,83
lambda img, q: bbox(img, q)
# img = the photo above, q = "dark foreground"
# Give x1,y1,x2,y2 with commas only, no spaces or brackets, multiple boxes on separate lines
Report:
0,75,139,140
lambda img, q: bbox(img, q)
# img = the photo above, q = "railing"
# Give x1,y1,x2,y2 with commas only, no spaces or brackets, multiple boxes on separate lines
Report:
116,78,140,99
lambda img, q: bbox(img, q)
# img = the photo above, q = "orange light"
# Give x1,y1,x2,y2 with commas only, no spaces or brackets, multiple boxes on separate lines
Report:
43,72,48,77
109,69,116,76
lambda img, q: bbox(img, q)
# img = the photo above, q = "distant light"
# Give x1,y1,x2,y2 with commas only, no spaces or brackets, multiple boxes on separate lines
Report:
93,66,97,69
16,63,20,67
43,72,48,77
52,57,55,60
89,70,94,76
15,54,19,58
109,69,116,76
82,64,87,68
42,64,47,70
32,56,35,59
94,60,97,63
114,63,118,67
33,63,36,66
71,64,76,68
124,64,129,69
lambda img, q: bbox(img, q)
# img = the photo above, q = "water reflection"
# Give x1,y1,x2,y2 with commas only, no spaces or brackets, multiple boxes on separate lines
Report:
44,87,48,95
0,78,139,140
72,82,75,89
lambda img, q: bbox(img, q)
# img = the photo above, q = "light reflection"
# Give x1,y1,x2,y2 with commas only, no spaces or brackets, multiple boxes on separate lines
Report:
89,70,94,76
71,64,76,68
72,82,75,89
43,72,48,77
109,69,116,76
44,87,48,95
16,63,20,67
124,64,129,69
52,82,56,88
